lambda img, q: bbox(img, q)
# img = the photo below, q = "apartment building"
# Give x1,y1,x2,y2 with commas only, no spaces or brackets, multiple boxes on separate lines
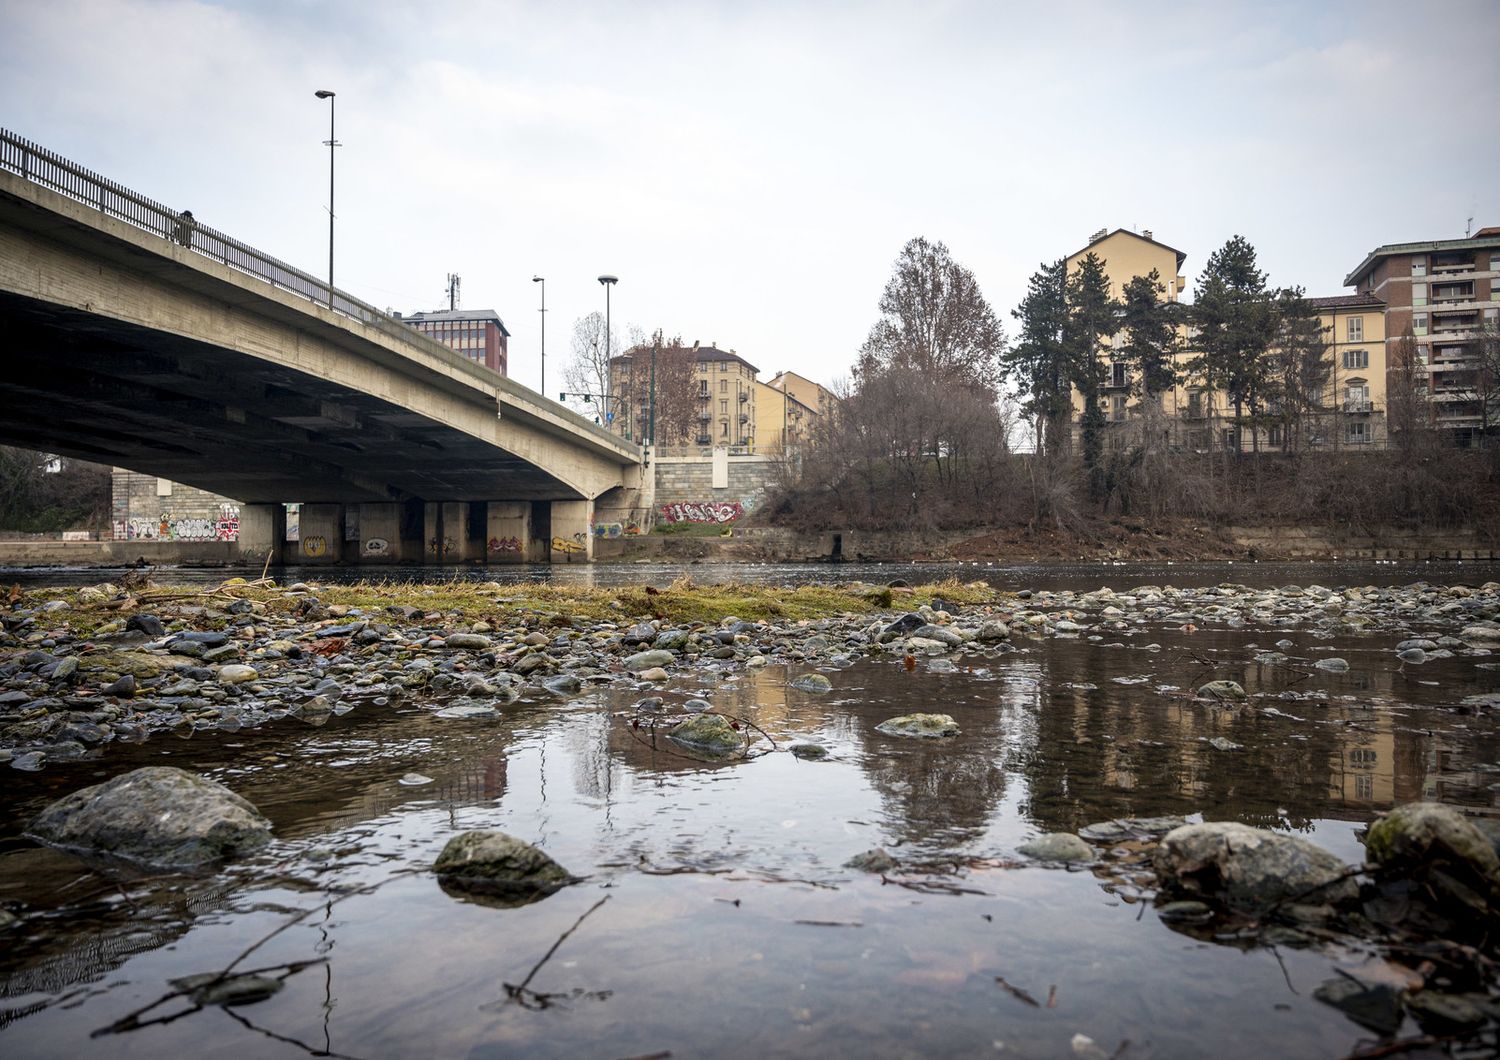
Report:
607,345,760,448
399,308,511,376
1344,228,1500,445
1065,227,1391,451
754,380,817,453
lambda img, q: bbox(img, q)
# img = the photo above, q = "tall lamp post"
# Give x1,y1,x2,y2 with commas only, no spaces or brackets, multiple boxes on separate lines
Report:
313,89,339,300
597,274,617,423
532,275,546,396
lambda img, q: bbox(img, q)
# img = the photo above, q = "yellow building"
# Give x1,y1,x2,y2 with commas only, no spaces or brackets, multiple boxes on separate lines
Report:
692,347,759,448
757,371,837,453
1064,227,1389,451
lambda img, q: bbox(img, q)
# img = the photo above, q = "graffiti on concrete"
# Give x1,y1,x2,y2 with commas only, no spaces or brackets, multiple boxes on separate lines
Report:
591,520,644,538
302,535,328,558
659,501,742,524
428,536,455,557
487,536,523,554
362,538,390,556
112,505,240,542
551,536,585,554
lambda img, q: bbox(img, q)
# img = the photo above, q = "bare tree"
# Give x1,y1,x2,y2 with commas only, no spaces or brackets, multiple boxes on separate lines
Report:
563,312,617,422
614,333,700,446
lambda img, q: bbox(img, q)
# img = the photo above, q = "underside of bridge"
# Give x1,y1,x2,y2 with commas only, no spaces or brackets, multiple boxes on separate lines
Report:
0,292,579,504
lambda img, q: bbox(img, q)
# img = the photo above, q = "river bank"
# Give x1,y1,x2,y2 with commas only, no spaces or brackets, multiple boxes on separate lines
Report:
3,571,1499,1056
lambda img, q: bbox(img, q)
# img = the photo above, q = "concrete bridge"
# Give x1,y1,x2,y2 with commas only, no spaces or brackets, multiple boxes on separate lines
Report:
0,130,647,563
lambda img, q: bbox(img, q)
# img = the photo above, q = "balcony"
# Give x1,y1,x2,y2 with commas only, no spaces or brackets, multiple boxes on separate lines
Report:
1432,258,1474,274
738,413,749,424
738,392,749,402
697,411,711,422
1343,400,1376,414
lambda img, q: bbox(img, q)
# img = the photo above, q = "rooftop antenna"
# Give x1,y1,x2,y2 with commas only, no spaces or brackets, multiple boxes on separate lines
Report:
1466,216,1474,238
445,273,461,311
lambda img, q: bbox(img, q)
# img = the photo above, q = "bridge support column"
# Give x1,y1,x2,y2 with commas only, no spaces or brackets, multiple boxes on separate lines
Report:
485,502,529,564
549,499,594,563
354,503,404,563
237,504,284,568
424,502,477,564
295,504,343,564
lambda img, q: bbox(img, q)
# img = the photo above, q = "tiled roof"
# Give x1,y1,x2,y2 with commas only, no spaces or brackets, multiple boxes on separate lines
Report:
1306,293,1385,310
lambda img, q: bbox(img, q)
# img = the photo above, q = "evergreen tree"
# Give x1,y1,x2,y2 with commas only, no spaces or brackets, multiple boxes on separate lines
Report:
1188,235,1276,455
1003,259,1071,456
1266,288,1330,452
1064,252,1116,494
1119,270,1179,400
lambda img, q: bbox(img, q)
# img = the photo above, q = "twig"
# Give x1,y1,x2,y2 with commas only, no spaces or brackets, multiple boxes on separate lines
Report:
793,919,862,927
503,895,610,1004
994,977,1040,1007
880,875,989,896
220,1004,365,1060
1337,1035,1460,1060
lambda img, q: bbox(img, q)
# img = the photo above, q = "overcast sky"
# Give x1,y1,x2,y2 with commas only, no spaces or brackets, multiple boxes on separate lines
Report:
5,0,1499,396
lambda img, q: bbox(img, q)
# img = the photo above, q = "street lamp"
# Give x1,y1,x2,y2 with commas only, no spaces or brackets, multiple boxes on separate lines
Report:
313,89,339,300
532,276,546,396
597,274,617,421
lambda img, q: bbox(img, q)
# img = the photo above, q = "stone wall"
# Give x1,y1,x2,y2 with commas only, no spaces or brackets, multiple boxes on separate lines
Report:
653,453,779,518
110,471,243,542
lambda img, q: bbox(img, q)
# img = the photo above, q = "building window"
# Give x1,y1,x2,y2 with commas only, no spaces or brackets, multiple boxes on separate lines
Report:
719,379,727,393
1417,344,1429,365
1414,313,1428,335
1412,283,1427,307
1110,362,1127,388
1412,259,1426,277
720,399,728,414
1342,349,1369,370
1345,382,1369,410
1347,421,1370,444
1486,307,1499,323
1347,317,1363,342
720,420,728,437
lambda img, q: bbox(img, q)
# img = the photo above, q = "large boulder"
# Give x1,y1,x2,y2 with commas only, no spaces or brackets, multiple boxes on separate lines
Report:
27,766,273,868
667,714,743,755
875,713,959,738
1362,802,1500,933
1153,821,1356,909
433,830,574,908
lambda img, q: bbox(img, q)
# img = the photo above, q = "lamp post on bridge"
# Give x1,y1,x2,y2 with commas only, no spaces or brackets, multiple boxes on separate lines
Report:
597,274,617,424
313,89,339,302
532,275,546,397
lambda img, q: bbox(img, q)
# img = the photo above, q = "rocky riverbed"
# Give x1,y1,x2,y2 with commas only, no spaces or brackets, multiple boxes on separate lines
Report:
3,572,1500,1056
3,575,1499,769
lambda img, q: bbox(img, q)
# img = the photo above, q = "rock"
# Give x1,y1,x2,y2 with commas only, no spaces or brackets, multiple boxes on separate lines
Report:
1208,736,1243,752
216,664,259,685
1314,658,1349,672
637,666,669,682
1363,802,1500,929
432,830,573,907
1313,977,1404,1035
398,773,434,786
624,649,674,672
126,614,166,638
1156,900,1214,924
171,971,283,1007
654,629,689,651
790,673,832,693
668,714,742,754
1017,833,1092,862
50,656,79,683
912,624,962,647
883,613,925,636
681,698,712,713
444,633,491,650
975,619,1009,642
1196,680,1247,701
789,742,829,760
1154,821,1356,909
1460,623,1500,643
875,713,959,738
102,674,137,698
542,674,581,694
845,848,898,874
434,702,499,720
1405,991,1488,1031
26,766,272,868
175,631,229,647
1397,648,1427,664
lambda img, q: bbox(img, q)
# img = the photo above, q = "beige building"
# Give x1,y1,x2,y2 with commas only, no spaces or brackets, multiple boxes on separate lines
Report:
756,371,838,453
1065,227,1390,451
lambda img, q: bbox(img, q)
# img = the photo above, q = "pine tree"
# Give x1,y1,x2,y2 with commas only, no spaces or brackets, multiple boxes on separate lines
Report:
1188,235,1276,456
1003,259,1071,456
1064,252,1116,495
1119,270,1179,400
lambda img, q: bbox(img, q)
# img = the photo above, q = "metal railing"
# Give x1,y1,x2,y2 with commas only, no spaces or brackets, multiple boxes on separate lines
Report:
0,127,456,362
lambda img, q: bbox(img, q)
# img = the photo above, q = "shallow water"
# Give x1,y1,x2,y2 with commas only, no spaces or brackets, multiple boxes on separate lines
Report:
1,575,1498,1056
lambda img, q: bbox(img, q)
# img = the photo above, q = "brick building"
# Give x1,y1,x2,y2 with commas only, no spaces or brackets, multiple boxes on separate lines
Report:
399,308,511,376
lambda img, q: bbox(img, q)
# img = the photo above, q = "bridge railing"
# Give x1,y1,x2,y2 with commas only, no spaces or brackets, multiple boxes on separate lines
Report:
0,127,440,352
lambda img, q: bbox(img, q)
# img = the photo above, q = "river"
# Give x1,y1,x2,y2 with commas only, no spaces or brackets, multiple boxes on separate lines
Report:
1,562,1497,1057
